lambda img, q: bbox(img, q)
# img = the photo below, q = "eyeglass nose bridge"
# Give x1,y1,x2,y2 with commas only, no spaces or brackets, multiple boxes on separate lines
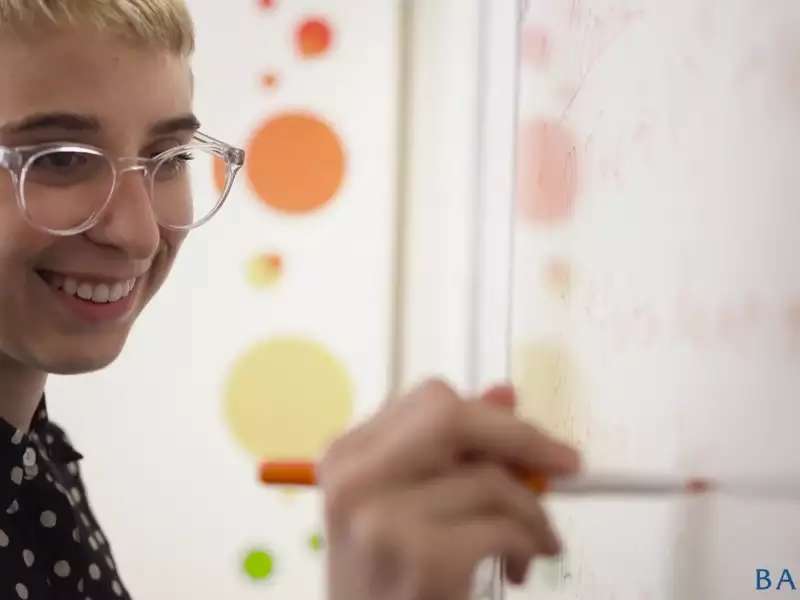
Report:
115,156,152,176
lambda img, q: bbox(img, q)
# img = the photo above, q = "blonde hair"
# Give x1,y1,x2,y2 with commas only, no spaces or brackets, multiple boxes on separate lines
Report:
0,0,194,55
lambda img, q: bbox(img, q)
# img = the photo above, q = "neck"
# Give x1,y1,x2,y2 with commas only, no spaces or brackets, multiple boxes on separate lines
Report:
0,355,47,431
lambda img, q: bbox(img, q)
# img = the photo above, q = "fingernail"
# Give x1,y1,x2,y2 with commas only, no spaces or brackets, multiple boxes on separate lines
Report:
482,384,516,409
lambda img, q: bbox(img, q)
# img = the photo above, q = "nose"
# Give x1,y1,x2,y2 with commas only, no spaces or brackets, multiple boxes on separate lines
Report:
84,166,160,259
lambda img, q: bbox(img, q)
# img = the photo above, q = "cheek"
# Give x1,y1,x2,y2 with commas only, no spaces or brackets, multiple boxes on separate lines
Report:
147,230,187,287
0,189,54,274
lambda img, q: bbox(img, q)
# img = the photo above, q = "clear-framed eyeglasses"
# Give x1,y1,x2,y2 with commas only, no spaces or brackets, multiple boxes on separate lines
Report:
0,131,245,236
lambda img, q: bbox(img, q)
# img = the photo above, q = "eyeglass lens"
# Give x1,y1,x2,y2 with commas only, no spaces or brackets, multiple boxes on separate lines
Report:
21,146,229,232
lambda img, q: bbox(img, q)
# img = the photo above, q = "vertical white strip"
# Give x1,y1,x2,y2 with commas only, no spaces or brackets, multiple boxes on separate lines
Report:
398,0,481,392
473,2,523,598
472,0,522,392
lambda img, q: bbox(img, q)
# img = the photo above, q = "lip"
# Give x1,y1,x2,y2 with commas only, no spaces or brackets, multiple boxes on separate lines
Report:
36,271,141,325
42,270,146,283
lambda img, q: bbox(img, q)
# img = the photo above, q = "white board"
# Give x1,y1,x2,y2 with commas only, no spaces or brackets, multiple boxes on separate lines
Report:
511,1,800,598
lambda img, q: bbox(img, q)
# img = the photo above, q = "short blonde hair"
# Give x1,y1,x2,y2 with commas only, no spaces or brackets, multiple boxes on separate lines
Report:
0,0,194,55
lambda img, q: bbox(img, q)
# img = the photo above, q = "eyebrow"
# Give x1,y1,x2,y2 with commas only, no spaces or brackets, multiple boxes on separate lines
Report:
150,114,202,136
0,113,101,135
0,112,201,136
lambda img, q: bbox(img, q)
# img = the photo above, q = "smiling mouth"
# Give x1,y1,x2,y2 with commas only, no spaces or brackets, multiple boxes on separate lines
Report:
37,271,138,305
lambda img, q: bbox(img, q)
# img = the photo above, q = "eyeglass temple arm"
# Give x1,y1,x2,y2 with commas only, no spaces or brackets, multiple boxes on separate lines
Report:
194,131,246,167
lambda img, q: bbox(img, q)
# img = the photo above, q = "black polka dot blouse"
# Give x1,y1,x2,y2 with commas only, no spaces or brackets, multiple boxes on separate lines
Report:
0,397,129,599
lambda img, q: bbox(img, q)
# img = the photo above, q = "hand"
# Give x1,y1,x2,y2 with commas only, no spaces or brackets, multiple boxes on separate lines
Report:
319,378,581,600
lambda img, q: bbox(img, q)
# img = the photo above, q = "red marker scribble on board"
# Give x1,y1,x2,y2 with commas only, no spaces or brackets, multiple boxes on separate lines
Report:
521,26,550,68
517,119,579,224
297,17,333,58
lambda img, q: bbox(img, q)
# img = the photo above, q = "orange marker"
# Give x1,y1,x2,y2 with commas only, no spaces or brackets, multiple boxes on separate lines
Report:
259,461,712,497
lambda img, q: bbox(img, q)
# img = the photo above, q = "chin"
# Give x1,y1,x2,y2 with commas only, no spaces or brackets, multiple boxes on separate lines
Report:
37,335,128,375
46,351,123,375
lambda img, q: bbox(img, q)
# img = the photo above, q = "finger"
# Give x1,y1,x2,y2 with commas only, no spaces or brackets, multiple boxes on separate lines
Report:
394,463,561,555
439,517,542,591
480,384,516,411
337,388,580,499
505,555,532,586
319,378,461,484
457,401,580,475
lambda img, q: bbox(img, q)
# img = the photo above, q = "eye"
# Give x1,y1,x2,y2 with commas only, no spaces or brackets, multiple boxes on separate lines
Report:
153,151,194,181
25,150,108,187
38,152,90,170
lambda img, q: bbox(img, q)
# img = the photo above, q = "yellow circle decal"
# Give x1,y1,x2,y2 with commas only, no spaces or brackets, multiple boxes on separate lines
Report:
224,338,354,460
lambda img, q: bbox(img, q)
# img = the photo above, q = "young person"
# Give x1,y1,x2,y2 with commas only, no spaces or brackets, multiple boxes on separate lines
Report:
0,2,580,598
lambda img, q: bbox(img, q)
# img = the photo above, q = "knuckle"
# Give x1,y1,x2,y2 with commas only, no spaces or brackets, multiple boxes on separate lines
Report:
322,477,352,527
318,435,347,475
424,389,462,429
497,520,538,556
472,465,516,508
475,464,514,493
405,538,444,594
350,502,396,554
416,377,457,399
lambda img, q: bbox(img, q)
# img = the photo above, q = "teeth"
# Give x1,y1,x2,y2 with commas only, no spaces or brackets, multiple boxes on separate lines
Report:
59,276,137,304
109,283,123,302
63,278,77,295
76,283,93,300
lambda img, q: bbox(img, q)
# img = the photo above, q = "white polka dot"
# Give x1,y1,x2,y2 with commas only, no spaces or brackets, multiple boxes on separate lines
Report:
88,535,98,551
22,447,36,467
105,555,116,570
39,447,49,461
23,464,38,480
95,530,105,545
72,528,80,543
112,580,122,596
45,472,53,483
40,510,57,528
80,512,90,527
23,549,34,567
67,462,78,476
0,528,8,547
10,467,22,485
45,434,54,445
10,430,23,445
54,560,71,577
71,487,82,503
6,499,19,515
77,577,83,592
15,582,28,599
89,563,101,580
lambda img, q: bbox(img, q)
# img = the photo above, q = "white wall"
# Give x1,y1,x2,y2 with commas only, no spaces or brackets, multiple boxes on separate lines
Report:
50,2,401,598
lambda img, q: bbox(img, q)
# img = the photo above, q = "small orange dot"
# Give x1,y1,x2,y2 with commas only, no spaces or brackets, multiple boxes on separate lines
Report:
259,0,276,9
266,254,282,270
247,253,284,289
261,73,279,89
544,259,572,298
246,112,345,214
297,18,333,58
